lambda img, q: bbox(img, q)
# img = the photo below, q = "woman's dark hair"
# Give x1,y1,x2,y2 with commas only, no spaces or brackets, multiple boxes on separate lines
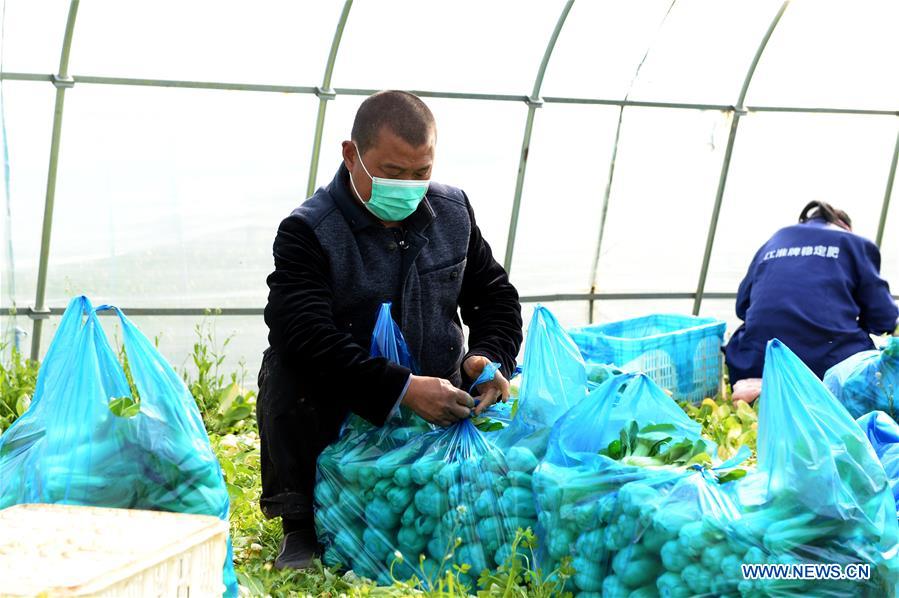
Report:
799,200,852,231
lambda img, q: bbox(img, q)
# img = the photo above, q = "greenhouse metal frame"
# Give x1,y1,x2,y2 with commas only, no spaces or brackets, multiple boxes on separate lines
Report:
1,0,897,361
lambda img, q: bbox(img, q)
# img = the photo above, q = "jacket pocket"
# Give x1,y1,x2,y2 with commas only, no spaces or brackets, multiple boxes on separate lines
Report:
418,257,467,306
416,257,467,376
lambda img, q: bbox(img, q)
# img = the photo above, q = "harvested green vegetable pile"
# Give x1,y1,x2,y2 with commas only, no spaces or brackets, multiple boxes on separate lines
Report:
315,414,541,588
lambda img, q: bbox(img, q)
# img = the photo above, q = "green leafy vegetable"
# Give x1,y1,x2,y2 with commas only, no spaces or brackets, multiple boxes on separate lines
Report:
108,395,140,418
471,415,505,433
598,420,713,469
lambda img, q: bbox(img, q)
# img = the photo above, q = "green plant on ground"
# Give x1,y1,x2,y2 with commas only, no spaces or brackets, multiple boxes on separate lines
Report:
0,346,39,433
680,397,759,462
183,318,257,436
476,528,574,598
108,345,142,418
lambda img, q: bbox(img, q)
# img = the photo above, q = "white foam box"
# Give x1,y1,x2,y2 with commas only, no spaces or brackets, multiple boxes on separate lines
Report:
0,504,228,597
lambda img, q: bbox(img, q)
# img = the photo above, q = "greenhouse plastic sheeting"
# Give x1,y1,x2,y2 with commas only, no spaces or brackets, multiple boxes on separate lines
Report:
0,296,236,598
856,410,899,512
824,337,899,420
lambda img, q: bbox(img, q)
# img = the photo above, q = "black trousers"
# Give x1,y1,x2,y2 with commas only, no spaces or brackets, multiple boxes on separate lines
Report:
256,348,347,531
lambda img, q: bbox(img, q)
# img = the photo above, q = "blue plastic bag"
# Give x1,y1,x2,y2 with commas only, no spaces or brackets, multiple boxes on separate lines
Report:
492,306,588,457
514,306,588,429
592,452,750,598
542,373,703,468
717,339,899,597
856,410,899,513
315,305,551,588
316,416,520,589
338,302,428,439
533,372,714,595
824,337,899,420
0,297,237,597
370,302,417,372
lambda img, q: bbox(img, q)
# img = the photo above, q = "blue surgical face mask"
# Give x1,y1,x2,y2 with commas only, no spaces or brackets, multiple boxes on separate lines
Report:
349,142,430,222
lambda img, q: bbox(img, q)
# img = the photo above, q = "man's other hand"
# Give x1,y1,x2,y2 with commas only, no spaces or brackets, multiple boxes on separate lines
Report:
463,355,511,415
402,376,474,427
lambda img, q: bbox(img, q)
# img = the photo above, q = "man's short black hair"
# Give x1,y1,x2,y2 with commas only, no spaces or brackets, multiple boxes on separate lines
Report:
351,90,436,153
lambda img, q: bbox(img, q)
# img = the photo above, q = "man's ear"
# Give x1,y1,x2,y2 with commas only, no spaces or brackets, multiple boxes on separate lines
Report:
341,140,356,171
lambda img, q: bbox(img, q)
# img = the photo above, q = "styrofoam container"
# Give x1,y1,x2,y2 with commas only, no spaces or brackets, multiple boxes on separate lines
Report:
0,504,228,597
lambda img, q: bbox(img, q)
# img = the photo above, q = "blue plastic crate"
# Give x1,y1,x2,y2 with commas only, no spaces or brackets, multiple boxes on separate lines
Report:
569,314,726,403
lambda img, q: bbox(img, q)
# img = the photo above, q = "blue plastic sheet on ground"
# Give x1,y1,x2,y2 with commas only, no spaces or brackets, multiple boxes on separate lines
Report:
0,296,236,597
824,337,899,420
857,410,899,513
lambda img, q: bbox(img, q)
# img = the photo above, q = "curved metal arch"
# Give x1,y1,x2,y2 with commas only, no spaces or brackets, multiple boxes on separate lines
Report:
876,127,899,247
305,0,354,198
691,0,791,316
586,0,678,323
502,0,576,273
30,0,80,361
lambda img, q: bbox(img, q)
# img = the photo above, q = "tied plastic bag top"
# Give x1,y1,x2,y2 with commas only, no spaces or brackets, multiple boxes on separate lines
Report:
856,410,899,512
370,302,417,373
515,305,587,428
716,339,899,598
533,372,717,597
0,297,237,598
824,337,899,420
492,305,588,458
315,417,534,589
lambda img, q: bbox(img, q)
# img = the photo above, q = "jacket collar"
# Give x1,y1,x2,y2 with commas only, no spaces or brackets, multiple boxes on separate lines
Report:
327,163,436,234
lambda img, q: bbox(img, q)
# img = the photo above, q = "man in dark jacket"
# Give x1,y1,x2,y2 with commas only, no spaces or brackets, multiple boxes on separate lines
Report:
257,90,523,569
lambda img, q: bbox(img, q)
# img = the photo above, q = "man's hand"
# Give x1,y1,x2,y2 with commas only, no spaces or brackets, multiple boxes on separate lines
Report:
402,375,474,427
463,355,511,415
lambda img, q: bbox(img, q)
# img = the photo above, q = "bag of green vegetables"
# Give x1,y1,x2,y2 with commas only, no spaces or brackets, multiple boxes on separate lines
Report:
315,416,531,589
711,339,899,597
315,304,592,588
0,296,236,597
533,372,716,596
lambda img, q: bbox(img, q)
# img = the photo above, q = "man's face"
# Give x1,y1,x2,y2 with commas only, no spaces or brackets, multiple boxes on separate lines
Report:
342,125,435,203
